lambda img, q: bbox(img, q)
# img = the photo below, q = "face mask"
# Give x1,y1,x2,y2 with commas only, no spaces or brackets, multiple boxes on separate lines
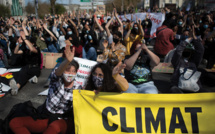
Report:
86,30,89,34
178,22,183,26
88,35,92,40
60,31,63,35
92,76,103,88
67,31,73,35
199,20,202,23
203,25,208,29
123,25,126,28
134,27,138,30
113,38,119,44
63,73,76,83
1,28,3,31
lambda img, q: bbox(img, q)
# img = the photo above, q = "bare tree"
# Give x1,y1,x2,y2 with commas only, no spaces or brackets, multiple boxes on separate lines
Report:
50,0,56,14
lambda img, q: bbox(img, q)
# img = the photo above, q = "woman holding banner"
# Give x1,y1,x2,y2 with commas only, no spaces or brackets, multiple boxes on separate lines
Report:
85,61,129,94
9,41,81,134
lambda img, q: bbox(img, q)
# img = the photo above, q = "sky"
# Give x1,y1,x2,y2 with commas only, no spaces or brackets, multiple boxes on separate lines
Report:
25,0,81,6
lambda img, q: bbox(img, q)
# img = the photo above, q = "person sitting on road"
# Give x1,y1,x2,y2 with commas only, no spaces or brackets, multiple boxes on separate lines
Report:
9,42,81,134
123,40,160,94
85,62,129,94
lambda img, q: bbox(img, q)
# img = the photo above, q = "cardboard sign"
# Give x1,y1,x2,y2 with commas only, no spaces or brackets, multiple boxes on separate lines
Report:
74,90,215,134
45,53,63,69
97,5,106,15
152,63,174,73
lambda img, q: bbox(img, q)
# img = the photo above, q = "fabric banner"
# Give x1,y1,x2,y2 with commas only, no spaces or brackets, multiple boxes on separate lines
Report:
118,13,165,37
74,57,97,88
73,90,215,134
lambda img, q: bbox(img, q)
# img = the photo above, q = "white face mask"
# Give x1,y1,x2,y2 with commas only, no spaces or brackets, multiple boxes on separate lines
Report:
63,73,76,83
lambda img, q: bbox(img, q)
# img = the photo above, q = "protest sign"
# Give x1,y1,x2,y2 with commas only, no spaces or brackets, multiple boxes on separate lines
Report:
117,13,165,37
74,57,97,87
74,90,215,134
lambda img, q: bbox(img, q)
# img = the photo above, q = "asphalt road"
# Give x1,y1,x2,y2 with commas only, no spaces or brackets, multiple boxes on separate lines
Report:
0,68,214,120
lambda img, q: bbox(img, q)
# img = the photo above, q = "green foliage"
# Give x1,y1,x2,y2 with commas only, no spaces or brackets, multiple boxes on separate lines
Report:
55,4,66,15
0,4,11,17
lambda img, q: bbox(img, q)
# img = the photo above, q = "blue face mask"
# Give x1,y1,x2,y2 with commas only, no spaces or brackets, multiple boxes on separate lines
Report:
16,42,22,47
123,25,126,28
67,31,72,35
178,22,183,26
199,20,202,23
203,25,208,29
88,35,92,40
86,30,89,34
134,27,138,30
57,28,60,32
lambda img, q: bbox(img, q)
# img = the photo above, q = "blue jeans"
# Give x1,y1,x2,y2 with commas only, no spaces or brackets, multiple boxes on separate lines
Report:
47,44,58,53
82,47,97,61
123,81,158,94
0,60,5,68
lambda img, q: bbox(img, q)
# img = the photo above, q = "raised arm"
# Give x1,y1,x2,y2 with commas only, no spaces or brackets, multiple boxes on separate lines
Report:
124,22,134,40
137,18,144,37
112,62,129,91
43,23,58,41
55,40,75,76
94,16,104,31
68,18,79,37
114,8,123,35
105,13,114,37
20,31,38,53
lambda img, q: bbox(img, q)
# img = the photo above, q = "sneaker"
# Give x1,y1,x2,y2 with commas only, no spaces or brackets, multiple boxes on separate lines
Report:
10,79,19,95
44,79,50,88
28,76,38,84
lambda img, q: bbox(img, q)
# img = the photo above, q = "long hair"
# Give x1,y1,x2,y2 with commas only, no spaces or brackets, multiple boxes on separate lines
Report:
85,63,116,92
130,40,142,55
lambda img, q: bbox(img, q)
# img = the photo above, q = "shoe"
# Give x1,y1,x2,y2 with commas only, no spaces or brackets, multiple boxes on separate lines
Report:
29,76,38,84
10,79,19,95
44,79,50,88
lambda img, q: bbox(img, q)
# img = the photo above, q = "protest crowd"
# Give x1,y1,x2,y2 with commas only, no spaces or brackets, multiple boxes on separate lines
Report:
0,4,215,134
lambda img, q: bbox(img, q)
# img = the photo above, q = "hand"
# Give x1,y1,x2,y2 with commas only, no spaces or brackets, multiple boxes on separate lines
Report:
103,40,108,48
64,41,75,62
141,42,148,51
111,42,115,51
43,23,47,29
112,62,126,76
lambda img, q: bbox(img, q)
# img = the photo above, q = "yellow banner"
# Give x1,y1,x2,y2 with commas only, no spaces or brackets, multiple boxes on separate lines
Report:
73,90,215,134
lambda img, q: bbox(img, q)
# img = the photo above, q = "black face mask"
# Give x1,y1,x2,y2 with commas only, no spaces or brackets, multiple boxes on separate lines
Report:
113,38,119,44
182,51,192,58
